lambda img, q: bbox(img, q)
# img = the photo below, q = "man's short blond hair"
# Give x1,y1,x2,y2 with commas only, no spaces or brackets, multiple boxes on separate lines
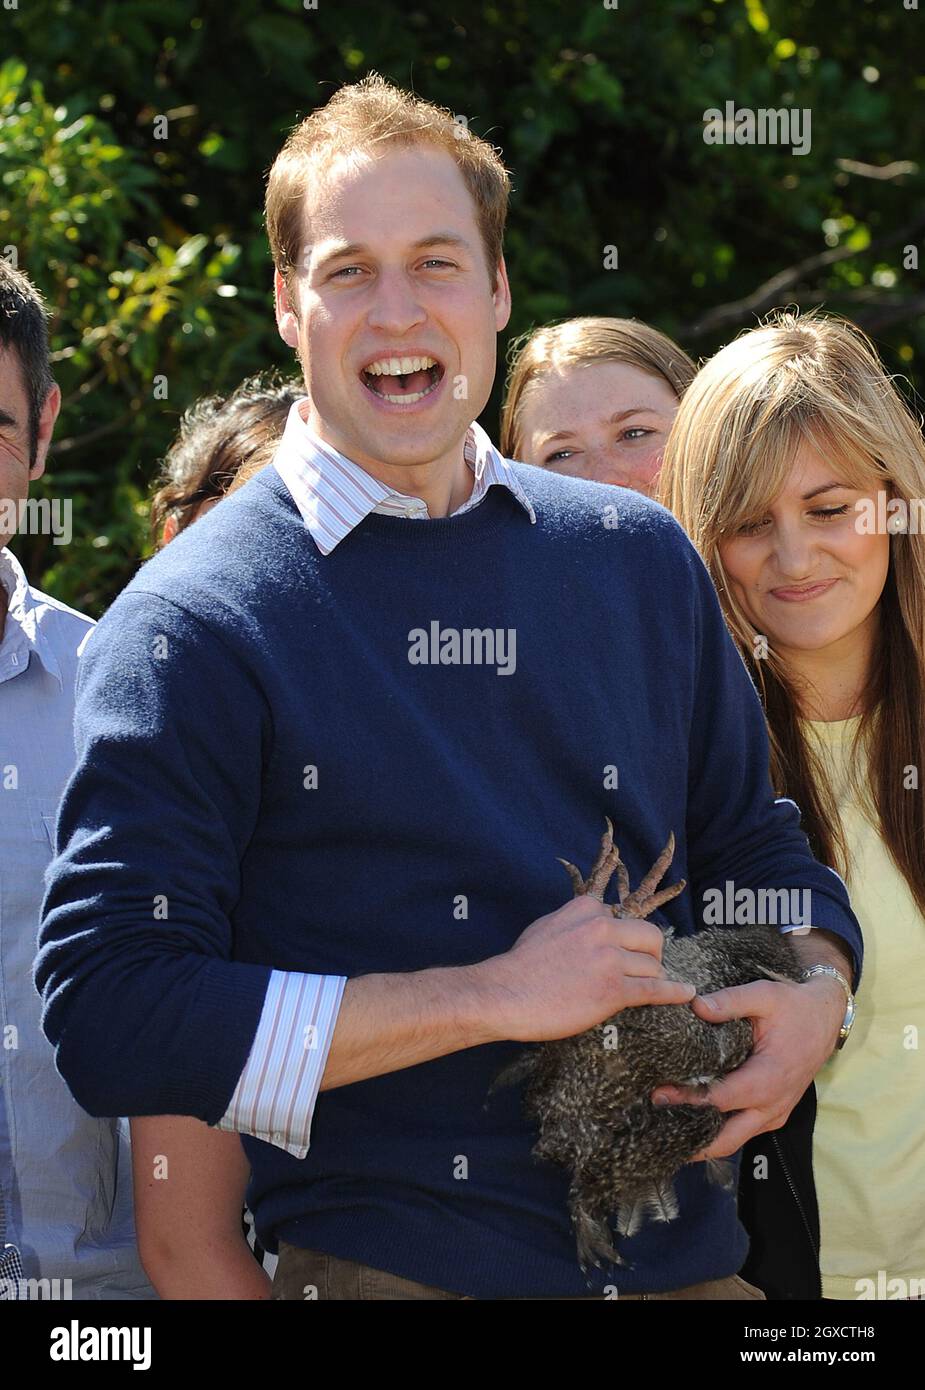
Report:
265,72,513,304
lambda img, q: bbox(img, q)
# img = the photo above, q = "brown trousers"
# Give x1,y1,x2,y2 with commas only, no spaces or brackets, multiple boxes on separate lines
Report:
272,1241,767,1301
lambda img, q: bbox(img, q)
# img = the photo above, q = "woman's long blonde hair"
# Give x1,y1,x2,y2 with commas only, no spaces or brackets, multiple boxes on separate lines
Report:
658,309,925,916
500,316,696,460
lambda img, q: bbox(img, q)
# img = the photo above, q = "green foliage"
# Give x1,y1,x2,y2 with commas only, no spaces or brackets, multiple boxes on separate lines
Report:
0,54,274,609
2,0,923,613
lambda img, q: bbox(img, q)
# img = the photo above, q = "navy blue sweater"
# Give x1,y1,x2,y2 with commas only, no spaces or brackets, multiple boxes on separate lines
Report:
36,460,862,1297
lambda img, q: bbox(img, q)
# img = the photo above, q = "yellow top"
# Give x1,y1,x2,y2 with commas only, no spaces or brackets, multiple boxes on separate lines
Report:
805,716,925,1300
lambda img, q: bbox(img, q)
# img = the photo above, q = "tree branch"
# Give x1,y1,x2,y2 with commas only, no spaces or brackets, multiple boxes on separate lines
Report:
52,412,134,454
682,207,925,340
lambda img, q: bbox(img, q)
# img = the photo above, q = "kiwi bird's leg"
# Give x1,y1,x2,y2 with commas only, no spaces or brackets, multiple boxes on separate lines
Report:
611,839,631,909
614,832,686,920
557,816,622,900
558,820,686,918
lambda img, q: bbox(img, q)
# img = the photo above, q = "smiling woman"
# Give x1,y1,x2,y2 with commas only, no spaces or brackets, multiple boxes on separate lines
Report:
717,439,891,677
657,308,925,1301
500,316,696,496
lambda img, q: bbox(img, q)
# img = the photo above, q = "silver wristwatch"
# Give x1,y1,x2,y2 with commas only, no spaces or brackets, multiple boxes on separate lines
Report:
800,964,856,1050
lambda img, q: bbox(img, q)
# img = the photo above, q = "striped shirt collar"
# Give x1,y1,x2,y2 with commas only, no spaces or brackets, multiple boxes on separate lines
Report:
272,398,536,555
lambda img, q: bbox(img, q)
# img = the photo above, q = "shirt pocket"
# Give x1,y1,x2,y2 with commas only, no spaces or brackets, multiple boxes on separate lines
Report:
0,798,59,967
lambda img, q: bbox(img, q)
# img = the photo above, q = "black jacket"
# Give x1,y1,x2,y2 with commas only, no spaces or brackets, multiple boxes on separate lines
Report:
738,1082,822,1299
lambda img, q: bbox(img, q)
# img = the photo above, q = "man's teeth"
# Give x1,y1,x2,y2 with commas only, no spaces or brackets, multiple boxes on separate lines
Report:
362,354,441,403
364,355,437,376
374,385,437,403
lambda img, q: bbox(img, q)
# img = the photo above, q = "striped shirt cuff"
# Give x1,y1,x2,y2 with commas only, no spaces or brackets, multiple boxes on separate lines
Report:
215,970,346,1158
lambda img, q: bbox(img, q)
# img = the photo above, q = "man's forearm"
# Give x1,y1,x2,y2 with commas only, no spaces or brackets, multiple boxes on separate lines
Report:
319,961,504,1090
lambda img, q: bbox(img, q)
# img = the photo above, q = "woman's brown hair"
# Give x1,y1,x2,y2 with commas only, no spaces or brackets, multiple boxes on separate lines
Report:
148,373,303,547
500,316,697,461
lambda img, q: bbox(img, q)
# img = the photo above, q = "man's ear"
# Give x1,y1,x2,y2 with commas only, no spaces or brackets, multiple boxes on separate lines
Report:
275,269,301,350
493,255,512,334
29,382,61,482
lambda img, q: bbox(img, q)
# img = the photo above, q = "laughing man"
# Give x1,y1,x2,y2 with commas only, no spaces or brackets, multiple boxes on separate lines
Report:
36,76,861,1300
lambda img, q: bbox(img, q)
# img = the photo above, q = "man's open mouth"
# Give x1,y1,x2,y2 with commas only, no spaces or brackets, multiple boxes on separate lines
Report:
360,355,445,404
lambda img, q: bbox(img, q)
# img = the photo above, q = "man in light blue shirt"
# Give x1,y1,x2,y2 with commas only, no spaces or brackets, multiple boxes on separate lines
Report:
0,260,154,1299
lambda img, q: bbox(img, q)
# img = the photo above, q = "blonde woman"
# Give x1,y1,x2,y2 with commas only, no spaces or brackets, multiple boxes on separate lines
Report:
656,309,925,1300
500,316,696,495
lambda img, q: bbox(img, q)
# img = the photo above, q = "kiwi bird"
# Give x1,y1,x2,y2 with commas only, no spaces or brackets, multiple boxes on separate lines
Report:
491,818,802,1274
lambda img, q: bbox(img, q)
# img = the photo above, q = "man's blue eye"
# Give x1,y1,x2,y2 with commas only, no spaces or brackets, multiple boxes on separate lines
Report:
332,260,453,279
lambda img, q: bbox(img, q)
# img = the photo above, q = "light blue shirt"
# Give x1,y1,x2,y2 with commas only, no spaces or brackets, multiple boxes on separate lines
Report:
0,546,156,1299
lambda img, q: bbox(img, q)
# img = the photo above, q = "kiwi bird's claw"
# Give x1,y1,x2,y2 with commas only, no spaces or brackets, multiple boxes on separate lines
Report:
584,820,621,900
622,833,678,914
564,820,686,921
637,878,687,916
557,857,586,896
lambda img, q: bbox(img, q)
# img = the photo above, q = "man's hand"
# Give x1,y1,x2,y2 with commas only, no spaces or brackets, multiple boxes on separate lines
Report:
478,896,696,1044
320,897,694,1091
649,973,846,1157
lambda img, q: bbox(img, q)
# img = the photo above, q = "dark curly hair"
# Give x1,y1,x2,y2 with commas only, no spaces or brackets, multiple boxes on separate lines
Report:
149,372,303,546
